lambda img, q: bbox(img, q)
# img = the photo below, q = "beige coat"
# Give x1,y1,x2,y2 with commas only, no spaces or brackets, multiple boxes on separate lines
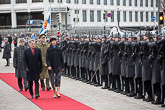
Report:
36,42,50,79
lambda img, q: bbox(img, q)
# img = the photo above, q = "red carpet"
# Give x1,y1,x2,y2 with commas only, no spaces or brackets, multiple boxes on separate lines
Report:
0,73,94,110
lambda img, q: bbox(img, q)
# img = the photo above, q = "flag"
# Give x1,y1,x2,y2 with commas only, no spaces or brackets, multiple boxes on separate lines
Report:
39,7,51,34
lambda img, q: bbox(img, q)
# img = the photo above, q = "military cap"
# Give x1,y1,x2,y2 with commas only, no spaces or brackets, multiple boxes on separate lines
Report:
50,37,56,42
114,33,121,38
39,34,46,39
19,38,25,42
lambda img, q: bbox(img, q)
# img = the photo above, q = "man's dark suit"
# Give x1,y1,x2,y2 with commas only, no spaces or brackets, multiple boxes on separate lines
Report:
24,48,42,96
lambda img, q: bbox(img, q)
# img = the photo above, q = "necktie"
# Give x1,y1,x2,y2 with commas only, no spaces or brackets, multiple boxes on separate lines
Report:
31,49,35,55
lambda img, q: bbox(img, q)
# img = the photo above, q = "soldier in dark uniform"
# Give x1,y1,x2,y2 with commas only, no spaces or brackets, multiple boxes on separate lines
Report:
108,35,115,91
125,34,136,97
91,36,102,86
73,36,79,80
149,35,162,104
140,33,154,102
132,35,144,99
111,33,121,92
13,38,28,91
100,35,109,89
87,37,94,84
118,33,126,94
61,34,68,76
157,37,165,107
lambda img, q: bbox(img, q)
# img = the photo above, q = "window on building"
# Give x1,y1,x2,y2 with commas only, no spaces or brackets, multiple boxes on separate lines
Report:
82,0,86,4
117,11,120,22
156,12,158,22
75,10,79,14
104,0,107,5
97,11,101,22
82,10,87,22
57,0,62,3
32,0,43,2
151,12,153,21
129,0,132,6
0,0,10,4
140,0,143,6
110,0,113,5
90,0,93,4
123,0,126,6
111,11,114,22
74,0,79,4
49,0,54,2
146,12,148,22
129,11,132,22
66,0,70,3
90,10,94,22
123,11,126,22
151,0,153,7
16,0,27,3
134,0,137,6
145,0,148,7
140,12,143,22
97,0,100,5
135,11,138,22
156,0,158,7
117,0,120,6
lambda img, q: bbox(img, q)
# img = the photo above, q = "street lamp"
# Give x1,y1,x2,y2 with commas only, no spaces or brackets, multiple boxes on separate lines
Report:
117,7,120,28
28,9,31,32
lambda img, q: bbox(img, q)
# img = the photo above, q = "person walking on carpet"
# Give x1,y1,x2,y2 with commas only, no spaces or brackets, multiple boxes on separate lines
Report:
24,39,42,99
46,37,64,98
13,38,28,91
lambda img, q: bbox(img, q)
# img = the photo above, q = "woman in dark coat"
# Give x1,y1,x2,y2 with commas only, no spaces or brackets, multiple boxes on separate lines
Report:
46,37,64,98
2,38,11,66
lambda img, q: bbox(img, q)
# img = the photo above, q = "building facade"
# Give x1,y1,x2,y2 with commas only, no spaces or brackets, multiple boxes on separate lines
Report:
0,0,159,29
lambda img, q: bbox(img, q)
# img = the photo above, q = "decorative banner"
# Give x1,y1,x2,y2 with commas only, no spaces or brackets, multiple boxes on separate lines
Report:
107,13,111,17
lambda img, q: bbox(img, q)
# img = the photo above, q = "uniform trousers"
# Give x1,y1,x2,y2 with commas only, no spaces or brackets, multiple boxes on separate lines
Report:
144,80,152,98
28,80,39,96
153,83,161,100
18,77,28,90
135,77,143,96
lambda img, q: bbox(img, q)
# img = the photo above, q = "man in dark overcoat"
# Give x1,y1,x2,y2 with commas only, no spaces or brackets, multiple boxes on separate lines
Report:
13,38,28,91
125,35,136,97
140,33,154,102
2,38,11,66
24,39,42,99
149,36,162,104
111,34,121,92
100,35,109,89
132,36,143,99
157,37,165,107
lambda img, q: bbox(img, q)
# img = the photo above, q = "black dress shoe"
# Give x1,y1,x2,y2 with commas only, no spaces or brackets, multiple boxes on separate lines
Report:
143,98,146,101
5,65,9,66
101,86,109,89
134,95,144,99
35,94,40,99
153,100,163,105
146,98,154,102
42,88,45,91
47,87,51,91
116,89,122,93
161,104,165,107
25,87,28,91
127,93,136,97
30,95,34,99
20,89,23,91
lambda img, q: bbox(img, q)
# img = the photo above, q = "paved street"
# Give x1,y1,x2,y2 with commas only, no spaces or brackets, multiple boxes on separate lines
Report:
0,44,164,110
